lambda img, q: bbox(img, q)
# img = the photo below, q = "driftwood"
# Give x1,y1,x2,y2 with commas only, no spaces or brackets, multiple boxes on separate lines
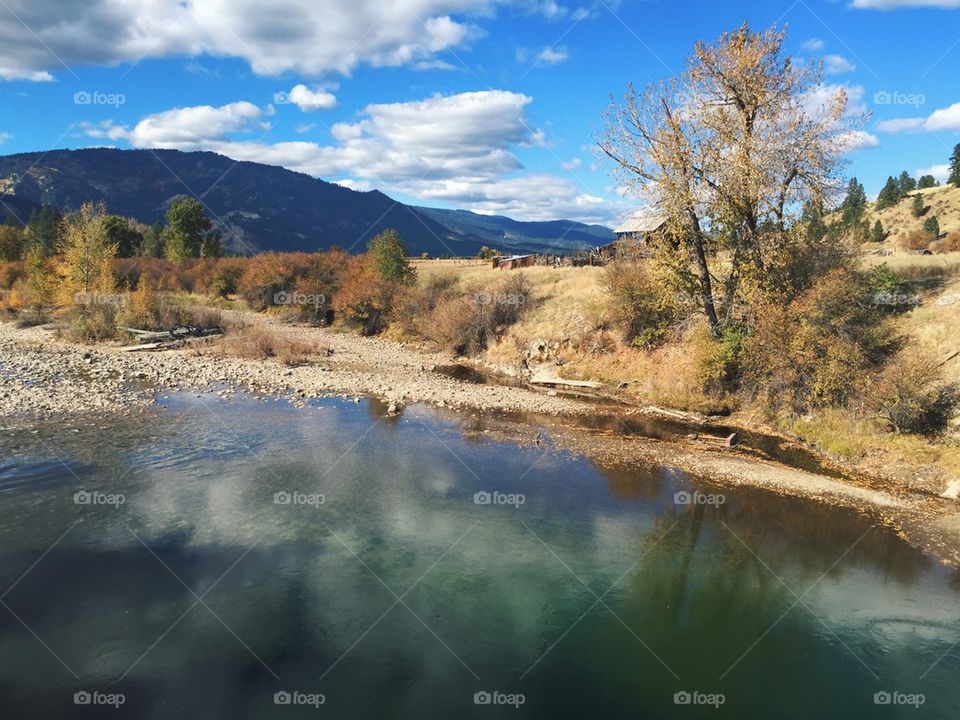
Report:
686,432,740,448
529,367,603,389
120,325,223,352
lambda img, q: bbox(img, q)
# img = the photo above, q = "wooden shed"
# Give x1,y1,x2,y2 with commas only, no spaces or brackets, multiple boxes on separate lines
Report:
606,210,667,259
492,254,536,270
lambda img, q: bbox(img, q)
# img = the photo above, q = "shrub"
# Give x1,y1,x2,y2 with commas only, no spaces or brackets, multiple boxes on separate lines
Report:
602,261,678,348
116,277,192,331
899,230,932,252
934,232,960,253
65,303,117,343
867,351,959,435
220,325,321,366
694,324,745,394
741,269,890,411
332,255,397,335
237,251,344,321
391,273,460,335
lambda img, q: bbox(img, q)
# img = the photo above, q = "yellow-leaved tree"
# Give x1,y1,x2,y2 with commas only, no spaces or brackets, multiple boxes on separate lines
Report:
58,202,118,305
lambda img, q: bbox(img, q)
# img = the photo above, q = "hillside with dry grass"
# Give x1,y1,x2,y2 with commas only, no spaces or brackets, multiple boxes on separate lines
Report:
865,183,960,251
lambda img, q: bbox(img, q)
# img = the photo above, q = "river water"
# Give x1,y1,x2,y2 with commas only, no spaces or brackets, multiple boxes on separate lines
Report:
0,394,957,718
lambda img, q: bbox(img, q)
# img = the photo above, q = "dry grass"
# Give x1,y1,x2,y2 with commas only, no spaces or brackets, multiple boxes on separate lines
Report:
865,184,960,242
220,325,323,366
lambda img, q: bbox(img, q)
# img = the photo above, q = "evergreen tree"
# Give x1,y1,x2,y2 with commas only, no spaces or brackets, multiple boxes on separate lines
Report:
162,198,212,261
840,178,867,226
950,143,960,188
917,175,938,189
875,176,900,209
871,219,886,243
102,215,144,258
923,215,940,238
200,229,224,258
897,171,916,196
0,225,25,261
27,205,63,253
142,222,165,257
367,228,414,283
801,199,828,242
911,194,925,217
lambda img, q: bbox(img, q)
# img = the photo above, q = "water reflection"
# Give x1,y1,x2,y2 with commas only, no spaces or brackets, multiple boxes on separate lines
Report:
0,394,958,718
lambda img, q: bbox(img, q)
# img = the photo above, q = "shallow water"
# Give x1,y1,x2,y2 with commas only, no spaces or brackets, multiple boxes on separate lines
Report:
0,394,958,718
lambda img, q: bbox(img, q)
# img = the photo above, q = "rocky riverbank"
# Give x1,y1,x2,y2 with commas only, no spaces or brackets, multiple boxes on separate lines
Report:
3,318,959,567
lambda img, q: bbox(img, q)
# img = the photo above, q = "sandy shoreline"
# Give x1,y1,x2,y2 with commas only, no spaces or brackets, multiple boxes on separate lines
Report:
2,318,959,567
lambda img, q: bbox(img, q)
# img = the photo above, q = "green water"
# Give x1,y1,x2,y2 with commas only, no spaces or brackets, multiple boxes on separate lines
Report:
0,394,957,718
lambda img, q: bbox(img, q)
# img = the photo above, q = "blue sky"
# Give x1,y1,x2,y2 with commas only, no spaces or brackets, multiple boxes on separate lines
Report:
0,0,959,226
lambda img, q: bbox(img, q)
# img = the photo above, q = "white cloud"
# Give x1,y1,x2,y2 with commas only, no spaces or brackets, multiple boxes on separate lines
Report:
294,123,316,134
83,101,268,148
560,158,581,171
0,0,570,81
838,130,880,151
516,45,568,65
0,131,10,144
823,54,856,74
802,38,826,52
852,0,960,8
536,46,568,64
926,101,960,131
80,90,626,224
875,101,960,133
916,164,950,182
875,117,925,133
279,84,337,112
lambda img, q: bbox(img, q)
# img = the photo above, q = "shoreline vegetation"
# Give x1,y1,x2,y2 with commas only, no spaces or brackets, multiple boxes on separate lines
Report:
1,25,959,565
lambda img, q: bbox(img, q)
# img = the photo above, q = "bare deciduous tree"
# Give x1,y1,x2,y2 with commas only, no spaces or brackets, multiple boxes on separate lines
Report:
600,23,862,334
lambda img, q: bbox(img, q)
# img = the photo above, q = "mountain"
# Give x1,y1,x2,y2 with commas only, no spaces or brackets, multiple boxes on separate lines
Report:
413,206,611,255
0,148,610,256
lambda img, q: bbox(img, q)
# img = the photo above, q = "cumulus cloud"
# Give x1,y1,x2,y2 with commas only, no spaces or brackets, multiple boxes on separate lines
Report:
837,130,880,151
875,101,960,133
516,45,569,65
278,84,337,111
852,0,960,8
81,90,625,224
916,164,950,182
0,0,569,81
823,54,856,74
560,158,581,171
83,101,269,148
801,38,825,52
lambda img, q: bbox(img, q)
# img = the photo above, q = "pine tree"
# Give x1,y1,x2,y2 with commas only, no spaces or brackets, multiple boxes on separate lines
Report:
950,143,960,188
911,194,925,218
871,219,885,243
897,171,917,196
923,215,940,238
875,176,900,209
840,178,867,226
917,175,938,189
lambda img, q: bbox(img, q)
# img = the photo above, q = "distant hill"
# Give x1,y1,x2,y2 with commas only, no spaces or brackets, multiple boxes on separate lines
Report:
0,148,608,257
413,206,612,255
866,183,960,247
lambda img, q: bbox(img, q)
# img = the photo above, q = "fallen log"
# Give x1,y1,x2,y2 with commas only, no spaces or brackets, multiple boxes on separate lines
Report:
121,333,222,352
529,367,603,389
